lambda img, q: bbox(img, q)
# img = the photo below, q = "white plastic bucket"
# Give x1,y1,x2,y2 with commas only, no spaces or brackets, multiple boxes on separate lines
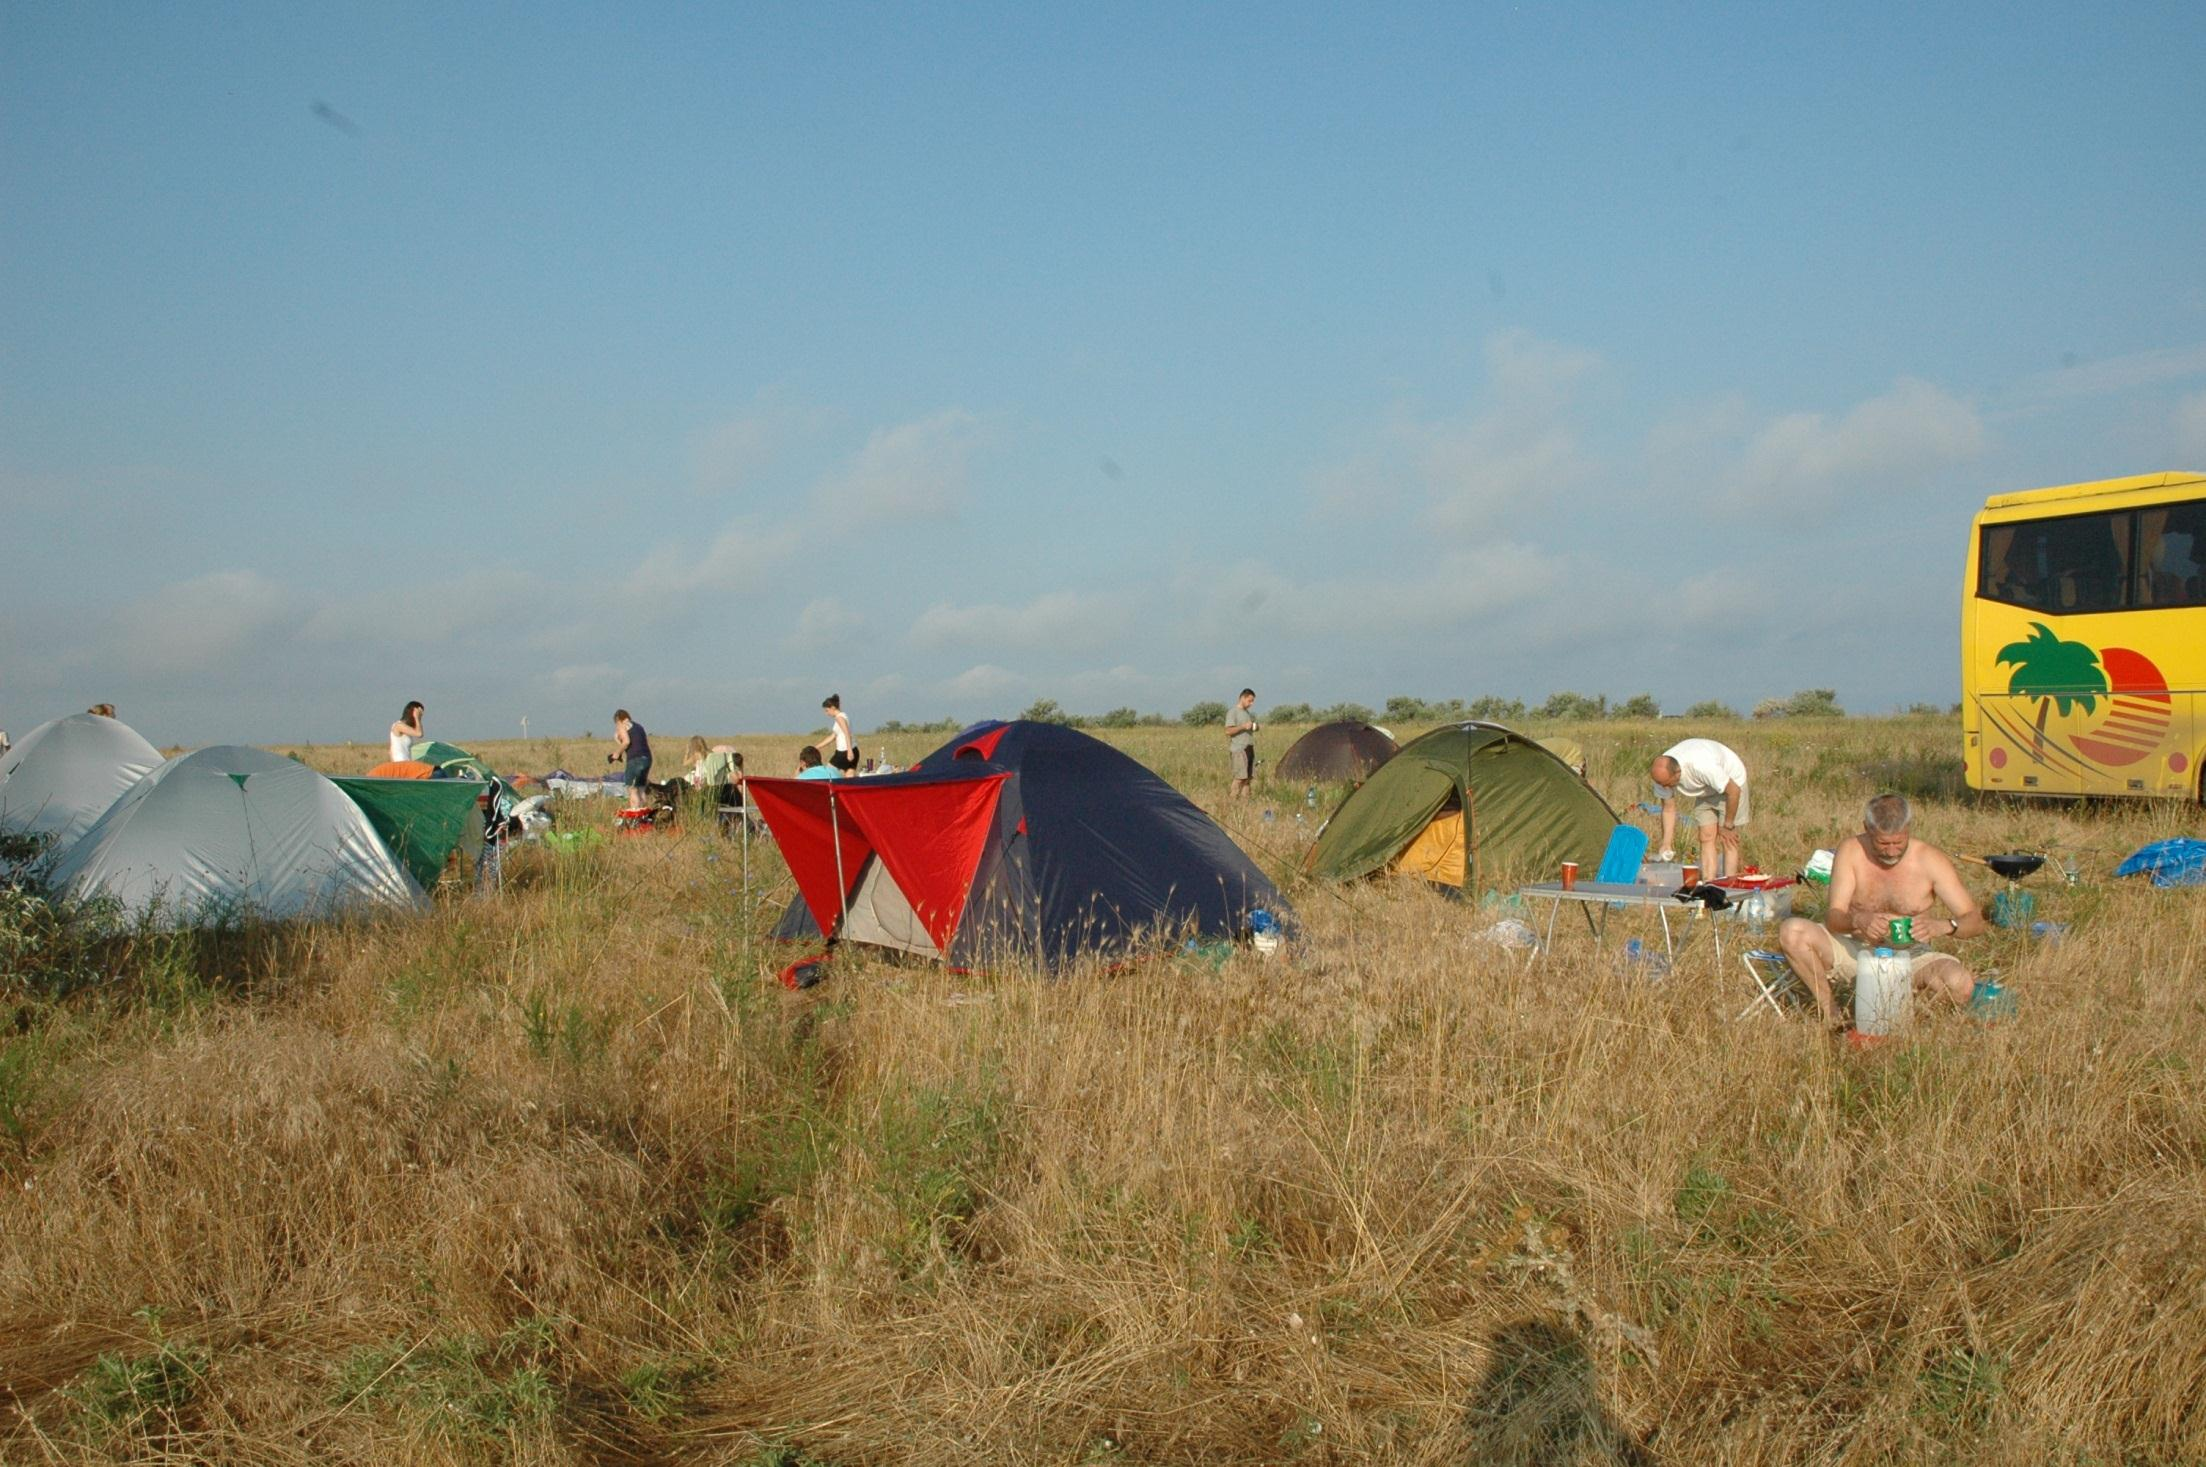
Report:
1854,947,1911,1036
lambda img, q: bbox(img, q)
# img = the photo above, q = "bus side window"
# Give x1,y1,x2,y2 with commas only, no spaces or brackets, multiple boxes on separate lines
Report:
2050,511,2129,613
2136,501,2206,608
1982,524,2050,608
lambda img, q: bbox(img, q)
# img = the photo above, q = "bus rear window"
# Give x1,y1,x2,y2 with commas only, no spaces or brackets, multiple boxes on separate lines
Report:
1979,498,2206,612
2134,502,2206,608
1979,511,2131,613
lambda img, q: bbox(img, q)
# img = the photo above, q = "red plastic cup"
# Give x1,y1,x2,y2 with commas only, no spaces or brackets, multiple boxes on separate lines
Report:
1560,861,1578,891
1681,862,1701,887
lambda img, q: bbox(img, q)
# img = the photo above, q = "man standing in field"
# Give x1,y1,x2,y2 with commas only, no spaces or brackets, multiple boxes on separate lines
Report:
1650,736,1750,877
1777,793,1988,1028
1225,689,1259,799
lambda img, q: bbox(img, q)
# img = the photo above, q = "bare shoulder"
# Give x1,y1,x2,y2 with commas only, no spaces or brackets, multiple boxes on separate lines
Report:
1831,835,1870,873
1912,840,1962,878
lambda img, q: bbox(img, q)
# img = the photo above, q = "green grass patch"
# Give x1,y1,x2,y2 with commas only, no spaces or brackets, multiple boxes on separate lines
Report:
332,1314,564,1442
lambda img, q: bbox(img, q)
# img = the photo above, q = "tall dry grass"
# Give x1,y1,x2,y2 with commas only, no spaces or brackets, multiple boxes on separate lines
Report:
2,715,2202,1464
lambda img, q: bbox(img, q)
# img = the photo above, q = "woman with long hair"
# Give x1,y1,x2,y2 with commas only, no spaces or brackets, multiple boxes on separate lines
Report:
815,693,857,773
390,701,424,763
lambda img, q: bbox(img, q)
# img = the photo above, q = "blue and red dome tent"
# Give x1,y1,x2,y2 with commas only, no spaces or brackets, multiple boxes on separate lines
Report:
748,720,1289,969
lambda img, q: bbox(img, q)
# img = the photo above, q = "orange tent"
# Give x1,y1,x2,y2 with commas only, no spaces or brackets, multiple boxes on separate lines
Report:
367,760,436,779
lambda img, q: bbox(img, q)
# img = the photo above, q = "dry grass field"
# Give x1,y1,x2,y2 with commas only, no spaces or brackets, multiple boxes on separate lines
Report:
3,715,2203,1465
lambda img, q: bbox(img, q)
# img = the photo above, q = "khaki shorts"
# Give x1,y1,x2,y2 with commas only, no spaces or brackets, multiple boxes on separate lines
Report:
1230,745,1255,780
1684,784,1750,829
1826,933,1956,982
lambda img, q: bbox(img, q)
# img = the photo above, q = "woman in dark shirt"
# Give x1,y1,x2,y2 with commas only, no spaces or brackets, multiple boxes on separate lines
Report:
610,709,653,804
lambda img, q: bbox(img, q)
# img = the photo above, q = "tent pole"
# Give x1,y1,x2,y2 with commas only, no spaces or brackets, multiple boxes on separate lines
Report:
828,785,849,939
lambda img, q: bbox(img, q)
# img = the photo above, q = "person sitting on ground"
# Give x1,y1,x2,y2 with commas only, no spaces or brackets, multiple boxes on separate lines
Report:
390,701,424,763
1650,737,1749,878
683,735,741,786
608,709,653,805
1776,792,1988,1028
685,737,746,801
795,745,836,781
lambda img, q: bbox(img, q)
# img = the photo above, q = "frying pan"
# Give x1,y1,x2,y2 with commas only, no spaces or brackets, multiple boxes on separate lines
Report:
1960,852,2045,880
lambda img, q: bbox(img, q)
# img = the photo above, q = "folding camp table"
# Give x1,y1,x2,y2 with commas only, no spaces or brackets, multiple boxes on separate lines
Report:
1517,880,1729,968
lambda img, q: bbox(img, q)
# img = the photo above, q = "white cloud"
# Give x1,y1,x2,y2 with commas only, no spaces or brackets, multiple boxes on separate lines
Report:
299,567,546,647
2173,390,2206,463
109,570,295,675
790,596,862,652
689,391,834,494
944,663,1020,699
1311,331,1604,536
624,517,803,598
2009,341,2206,406
1056,664,1153,703
815,409,987,520
1191,546,1564,642
908,590,1133,653
550,663,622,693
1718,377,1984,506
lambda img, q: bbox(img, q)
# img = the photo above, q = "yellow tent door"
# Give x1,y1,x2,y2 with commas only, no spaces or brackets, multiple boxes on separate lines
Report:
1391,809,1465,886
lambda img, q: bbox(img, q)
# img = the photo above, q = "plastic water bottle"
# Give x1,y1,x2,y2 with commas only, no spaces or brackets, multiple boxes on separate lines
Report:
1305,786,1318,809
1855,947,1908,1036
1248,908,1283,956
2062,855,2079,887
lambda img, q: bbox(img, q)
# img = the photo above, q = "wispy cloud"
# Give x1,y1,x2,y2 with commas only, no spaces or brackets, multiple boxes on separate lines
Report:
945,663,1020,699
790,596,862,652
2173,390,2206,463
1312,331,1604,535
623,517,803,599
106,570,295,675
1713,377,1985,508
688,390,835,495
908,589,1133,653
815,408,989,520
1191,546,1564,642
2008,341,2206,407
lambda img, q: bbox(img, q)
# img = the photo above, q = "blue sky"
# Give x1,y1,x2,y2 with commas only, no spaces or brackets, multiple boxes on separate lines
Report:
6,2,2205,744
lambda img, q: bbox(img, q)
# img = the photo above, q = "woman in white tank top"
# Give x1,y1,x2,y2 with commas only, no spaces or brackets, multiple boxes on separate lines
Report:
390,701,424,763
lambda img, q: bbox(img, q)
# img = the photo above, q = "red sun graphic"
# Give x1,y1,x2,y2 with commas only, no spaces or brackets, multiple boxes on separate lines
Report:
2068,647,2172,767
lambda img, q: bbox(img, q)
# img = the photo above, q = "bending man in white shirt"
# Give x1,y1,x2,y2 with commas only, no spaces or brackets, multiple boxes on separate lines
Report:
1650,736,1749,878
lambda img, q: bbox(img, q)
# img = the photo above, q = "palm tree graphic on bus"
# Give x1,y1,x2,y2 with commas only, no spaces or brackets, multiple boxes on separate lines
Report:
1994,622,2173,769
1996,624,2105,754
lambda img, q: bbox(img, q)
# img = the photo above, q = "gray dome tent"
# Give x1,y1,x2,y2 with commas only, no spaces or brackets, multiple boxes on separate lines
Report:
0,713,163,860
49,746,424,926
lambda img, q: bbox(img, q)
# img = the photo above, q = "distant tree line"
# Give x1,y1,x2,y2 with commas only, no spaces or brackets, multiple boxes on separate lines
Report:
873,687,1907,734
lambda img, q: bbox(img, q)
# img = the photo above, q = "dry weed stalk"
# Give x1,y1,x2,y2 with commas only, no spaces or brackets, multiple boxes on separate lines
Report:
2,716,2201,1463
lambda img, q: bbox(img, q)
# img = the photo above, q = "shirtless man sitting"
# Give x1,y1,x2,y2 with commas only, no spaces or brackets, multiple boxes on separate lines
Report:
1776,792,1988,1028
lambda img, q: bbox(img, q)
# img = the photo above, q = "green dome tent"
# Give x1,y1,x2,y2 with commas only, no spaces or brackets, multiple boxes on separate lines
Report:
1305,723,1616,894
406,740,498,784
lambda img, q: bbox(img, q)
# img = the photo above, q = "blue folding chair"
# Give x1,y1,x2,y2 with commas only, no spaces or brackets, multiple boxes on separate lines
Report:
1595,825,1649,885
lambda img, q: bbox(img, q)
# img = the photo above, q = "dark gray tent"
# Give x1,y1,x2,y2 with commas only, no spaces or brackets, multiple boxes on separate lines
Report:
1276,721,1398,784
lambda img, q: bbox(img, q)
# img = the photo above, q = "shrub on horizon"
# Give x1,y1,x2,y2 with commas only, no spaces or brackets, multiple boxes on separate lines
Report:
1539,691,1608,721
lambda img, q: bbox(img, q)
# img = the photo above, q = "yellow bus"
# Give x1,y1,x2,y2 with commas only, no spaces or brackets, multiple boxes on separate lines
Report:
1963,470,2206,799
